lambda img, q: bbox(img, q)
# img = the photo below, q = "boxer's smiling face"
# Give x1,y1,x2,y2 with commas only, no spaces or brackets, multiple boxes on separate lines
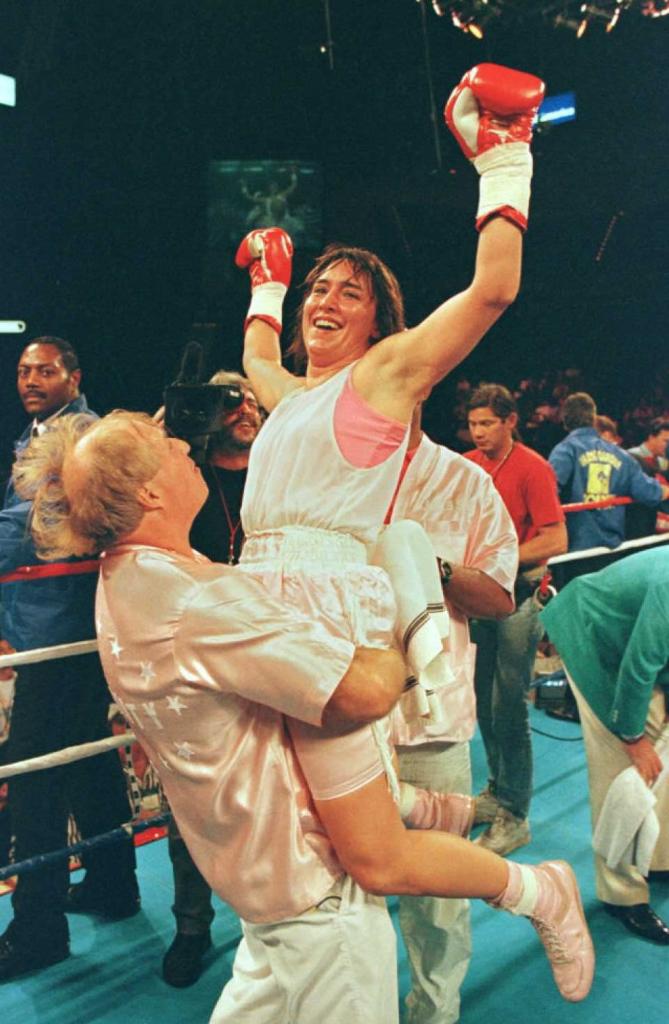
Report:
302,261,379,370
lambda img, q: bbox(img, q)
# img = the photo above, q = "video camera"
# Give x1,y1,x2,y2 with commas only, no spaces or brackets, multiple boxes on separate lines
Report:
163,341,244,461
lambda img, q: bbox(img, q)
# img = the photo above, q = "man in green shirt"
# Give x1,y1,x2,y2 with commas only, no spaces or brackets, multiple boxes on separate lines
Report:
541,547,669,944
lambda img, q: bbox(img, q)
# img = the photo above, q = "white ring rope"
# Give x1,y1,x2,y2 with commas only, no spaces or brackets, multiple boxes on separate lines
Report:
0,638,98,668
0,636,137,780
0,731,137,781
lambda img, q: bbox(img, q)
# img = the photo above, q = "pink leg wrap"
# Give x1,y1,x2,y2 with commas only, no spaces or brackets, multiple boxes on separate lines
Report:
403,788,475,838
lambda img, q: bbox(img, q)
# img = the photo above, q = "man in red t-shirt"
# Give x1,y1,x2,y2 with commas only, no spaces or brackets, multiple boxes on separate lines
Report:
464,383,567,855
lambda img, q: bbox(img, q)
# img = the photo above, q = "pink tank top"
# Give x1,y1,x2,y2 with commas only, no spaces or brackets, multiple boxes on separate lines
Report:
333,371,407,468
241,365,410,545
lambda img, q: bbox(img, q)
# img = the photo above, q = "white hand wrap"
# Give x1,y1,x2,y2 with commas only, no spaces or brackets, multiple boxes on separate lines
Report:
245,281,287,331
474,142,533,229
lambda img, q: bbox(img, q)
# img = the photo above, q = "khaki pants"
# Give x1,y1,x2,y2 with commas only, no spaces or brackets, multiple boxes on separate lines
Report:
569,674,669,906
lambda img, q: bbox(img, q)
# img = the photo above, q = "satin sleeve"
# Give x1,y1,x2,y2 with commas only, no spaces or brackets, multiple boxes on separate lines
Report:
175,574,355,727
287,717,384,801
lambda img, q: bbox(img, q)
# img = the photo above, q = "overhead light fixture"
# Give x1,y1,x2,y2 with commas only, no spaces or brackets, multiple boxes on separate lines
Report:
641,0,669,16
451,9,484,37
606,5,622,30
554,2,631,36
428,1,665,36
448,1,497,39
0,73,15,107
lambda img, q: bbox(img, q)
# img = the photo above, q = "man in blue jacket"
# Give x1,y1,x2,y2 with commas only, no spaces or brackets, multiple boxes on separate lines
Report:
0,337,138,981
541,547,669,943
549,393,669,551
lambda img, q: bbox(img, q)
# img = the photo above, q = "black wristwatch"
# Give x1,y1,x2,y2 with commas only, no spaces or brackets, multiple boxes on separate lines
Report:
438,559,453,587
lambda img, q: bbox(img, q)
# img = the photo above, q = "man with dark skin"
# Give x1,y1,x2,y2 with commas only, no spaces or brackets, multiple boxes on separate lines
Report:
0,337,137,981
16,338,82,425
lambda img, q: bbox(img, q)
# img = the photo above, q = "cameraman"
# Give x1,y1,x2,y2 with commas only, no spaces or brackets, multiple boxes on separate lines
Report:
163,370,262,987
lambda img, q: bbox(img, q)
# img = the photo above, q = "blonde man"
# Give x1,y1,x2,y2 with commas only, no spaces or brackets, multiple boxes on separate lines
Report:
14,413,594,1021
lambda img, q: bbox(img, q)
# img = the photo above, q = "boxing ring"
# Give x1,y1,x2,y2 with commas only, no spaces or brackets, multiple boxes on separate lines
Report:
0,500,668,1023
1,500,668,890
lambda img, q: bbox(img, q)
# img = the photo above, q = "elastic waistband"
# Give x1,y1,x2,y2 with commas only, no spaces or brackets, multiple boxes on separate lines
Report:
241,527,368,571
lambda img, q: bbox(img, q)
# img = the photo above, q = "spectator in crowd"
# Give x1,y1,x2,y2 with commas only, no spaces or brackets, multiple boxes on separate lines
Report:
464,384,567,855
595,415,621,446
0,337,137,982
542,548,669,944
628,419,669,476
625,419,669,539
163,370,262,988
548,392,669,551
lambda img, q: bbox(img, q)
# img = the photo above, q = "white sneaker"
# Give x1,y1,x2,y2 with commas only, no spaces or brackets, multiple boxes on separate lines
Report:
474,807,531,855
473,787,500,825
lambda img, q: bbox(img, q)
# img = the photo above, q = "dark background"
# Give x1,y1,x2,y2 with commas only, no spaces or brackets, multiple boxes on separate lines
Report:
0,1,666,470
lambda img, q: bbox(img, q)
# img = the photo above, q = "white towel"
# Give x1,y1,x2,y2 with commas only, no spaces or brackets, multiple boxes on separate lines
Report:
370,519,454,724
593,730,669,877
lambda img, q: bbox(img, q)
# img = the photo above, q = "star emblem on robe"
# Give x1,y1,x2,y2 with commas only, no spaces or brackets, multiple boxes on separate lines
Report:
142,702,163,730
110,637,123,659
140,661,156,683
166,695,187,716
174,741,195,760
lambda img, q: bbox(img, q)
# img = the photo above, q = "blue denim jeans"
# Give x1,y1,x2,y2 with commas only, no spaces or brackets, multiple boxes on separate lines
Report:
471,595,544,819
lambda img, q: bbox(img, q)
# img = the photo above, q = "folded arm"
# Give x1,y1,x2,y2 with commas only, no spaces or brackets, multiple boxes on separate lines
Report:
321,646,406,730
445,566,514,620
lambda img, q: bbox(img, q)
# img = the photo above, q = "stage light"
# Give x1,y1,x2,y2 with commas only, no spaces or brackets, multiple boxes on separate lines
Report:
642,0,669,16
426,0,665,36
555,2,629,36
606,5,622,30
0,73,15,107
448,1,496,39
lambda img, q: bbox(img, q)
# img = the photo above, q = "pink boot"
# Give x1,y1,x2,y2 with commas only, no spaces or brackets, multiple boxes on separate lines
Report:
489,860,595,1002
400,784,475,838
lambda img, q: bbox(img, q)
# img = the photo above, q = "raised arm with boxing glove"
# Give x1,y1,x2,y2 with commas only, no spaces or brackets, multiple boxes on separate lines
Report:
445,62,545,232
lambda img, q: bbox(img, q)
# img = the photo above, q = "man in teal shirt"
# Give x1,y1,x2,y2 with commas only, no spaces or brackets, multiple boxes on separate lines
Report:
541,547,669,943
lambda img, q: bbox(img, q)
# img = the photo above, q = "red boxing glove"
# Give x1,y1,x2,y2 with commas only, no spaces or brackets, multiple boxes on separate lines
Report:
444,63,545,232
235,227,293,334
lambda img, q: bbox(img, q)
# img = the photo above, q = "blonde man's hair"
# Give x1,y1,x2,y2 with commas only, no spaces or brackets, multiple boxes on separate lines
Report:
12,411,161,560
